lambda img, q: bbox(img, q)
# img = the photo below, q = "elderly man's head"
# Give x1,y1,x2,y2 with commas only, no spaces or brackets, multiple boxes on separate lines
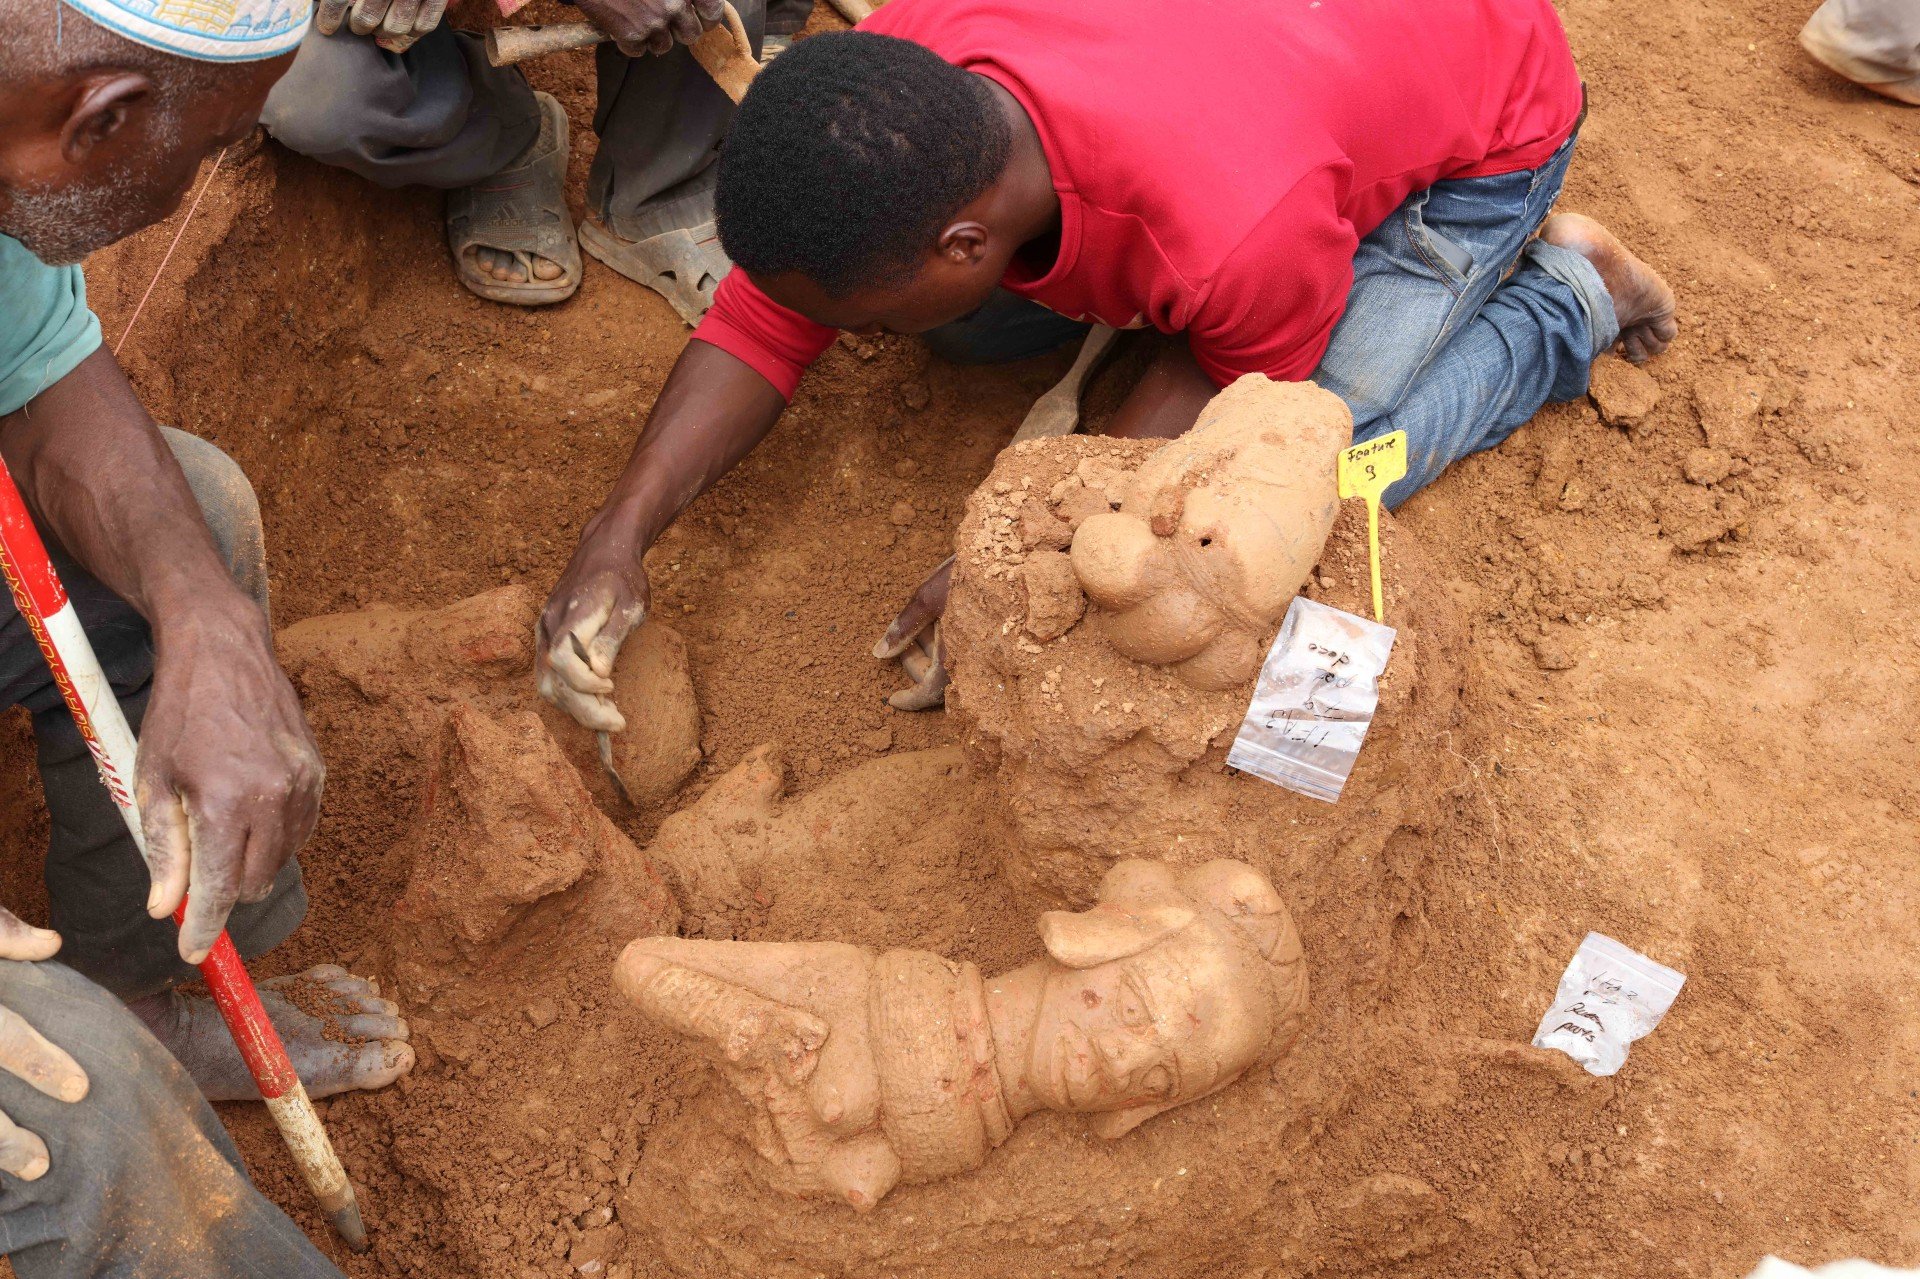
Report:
0,0,303,262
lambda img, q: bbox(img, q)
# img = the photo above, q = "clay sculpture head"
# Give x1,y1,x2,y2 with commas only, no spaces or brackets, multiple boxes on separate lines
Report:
1069,375,1350,689
614,858,1305,1210
1011,858,1308,1138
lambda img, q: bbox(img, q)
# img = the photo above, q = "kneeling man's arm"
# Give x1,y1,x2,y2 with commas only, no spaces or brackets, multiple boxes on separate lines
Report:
2,349,322,965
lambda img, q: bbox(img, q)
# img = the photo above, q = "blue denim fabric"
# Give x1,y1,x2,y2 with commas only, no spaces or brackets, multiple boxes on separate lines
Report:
923,286,1091,366
1314,129,1618,507
929,131,1618,510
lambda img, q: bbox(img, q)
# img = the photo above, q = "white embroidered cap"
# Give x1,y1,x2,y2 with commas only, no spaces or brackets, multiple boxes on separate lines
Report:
61,0,312,61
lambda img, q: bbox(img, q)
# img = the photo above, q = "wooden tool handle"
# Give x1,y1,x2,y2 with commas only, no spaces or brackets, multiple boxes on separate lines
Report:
485,21,605,65
486,2,758,103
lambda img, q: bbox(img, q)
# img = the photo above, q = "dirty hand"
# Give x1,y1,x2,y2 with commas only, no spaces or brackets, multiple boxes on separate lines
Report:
538,530,650,733
873,555,952,712
315,0,448,46
0,998,88,1181
573,0,725,56
135,602,325,967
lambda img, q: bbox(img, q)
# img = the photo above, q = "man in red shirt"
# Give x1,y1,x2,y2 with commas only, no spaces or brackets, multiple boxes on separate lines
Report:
537,0,1677,722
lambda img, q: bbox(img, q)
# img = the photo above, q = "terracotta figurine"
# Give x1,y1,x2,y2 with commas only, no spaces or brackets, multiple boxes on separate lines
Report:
614,858,1308,1209
1070,375,1350,689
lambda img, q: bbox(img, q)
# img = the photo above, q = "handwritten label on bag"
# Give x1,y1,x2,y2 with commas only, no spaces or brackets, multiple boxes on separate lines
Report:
1227,596,1395,803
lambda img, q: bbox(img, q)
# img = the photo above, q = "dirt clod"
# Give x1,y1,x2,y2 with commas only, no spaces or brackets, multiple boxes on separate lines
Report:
1588,357,1661,428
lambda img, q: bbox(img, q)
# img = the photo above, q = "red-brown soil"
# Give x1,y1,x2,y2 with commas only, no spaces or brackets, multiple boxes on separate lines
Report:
1,0,1917,1275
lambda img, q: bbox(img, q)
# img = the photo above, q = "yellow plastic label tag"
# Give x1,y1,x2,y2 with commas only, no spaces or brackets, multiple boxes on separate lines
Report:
1337,431,1407,623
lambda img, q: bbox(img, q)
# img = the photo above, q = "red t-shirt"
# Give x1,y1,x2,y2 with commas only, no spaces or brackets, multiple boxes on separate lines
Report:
693,0,1584,397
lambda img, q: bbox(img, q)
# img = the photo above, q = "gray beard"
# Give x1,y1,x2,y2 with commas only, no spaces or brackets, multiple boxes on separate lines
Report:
1,164,148,265
1,109,185,265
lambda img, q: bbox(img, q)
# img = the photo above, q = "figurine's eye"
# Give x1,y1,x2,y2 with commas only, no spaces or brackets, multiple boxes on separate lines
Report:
1140,1064,1174,1098
1120,997,1150,1029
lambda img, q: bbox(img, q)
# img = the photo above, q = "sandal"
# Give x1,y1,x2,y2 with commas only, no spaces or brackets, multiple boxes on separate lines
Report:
580,215,732,327
446,90,583,307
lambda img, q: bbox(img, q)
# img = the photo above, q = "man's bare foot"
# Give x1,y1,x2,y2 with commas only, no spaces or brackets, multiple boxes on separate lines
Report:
131,964,414,1103
1539,213,1679,364
467,244,569,286
446,91,581,306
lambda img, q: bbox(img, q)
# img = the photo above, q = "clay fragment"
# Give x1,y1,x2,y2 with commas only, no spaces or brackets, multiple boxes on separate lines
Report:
1656,487,1751,552
1069,375,1348,689
1021,550,1086,642
601,621,703,804
1531,634,1579,671
614,858,1306,1211
1682,447,1735,487
1015,496,1073,551
1588,358,1661,428
1692,370,1766,455
389,704,679,1009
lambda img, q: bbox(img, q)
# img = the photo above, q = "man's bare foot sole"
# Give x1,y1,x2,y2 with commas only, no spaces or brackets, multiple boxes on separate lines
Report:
133,964,414,1103
1540,212,1679,364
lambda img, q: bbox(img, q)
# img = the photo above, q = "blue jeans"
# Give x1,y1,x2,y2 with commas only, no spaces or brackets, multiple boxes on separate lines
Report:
927,129,1617,510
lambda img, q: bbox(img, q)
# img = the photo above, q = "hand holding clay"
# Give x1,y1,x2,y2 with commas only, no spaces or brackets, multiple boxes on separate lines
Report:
614,858,1306,1210
1070,375,1350,689
538,528,652,733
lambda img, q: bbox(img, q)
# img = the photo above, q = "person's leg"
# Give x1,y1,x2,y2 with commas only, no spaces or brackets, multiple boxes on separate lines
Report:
17,431,305,1002
759,0,813,61
262,27,580,304
0,960,343,1278
765,0,813,36
1315,127,1645,506
1315,130,1586,435
0,432,412,1100
262,25,538,190
922,289,1093,366
1354,243,1617,507
579,0,777,322
1801,0,1920,102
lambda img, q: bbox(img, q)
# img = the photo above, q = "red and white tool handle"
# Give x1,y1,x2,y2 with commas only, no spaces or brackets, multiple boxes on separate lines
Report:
0,455,367,1251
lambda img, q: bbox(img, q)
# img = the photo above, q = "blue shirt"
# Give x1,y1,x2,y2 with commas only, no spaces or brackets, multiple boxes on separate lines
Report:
0,235,103,416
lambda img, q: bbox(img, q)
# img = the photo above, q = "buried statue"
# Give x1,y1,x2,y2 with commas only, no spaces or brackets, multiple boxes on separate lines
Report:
945,375,1469,907
1070,374,1350,690
614,859,1307,1210
606,378,1473,1274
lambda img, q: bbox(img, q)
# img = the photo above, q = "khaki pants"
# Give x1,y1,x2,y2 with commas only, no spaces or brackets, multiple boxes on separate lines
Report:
1802,0,1920,101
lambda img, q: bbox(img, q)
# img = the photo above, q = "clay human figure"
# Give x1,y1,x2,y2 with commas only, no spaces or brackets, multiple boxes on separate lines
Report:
1070,376,1352,690
615,859,1307,1210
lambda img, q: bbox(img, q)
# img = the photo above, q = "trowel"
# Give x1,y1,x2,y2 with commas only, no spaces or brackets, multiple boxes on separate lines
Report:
487,0,759,102
1010,324,1120,443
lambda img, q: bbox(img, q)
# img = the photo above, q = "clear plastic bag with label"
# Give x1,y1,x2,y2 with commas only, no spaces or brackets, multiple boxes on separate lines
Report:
1532,932,1686,1076
1226,596,1396,804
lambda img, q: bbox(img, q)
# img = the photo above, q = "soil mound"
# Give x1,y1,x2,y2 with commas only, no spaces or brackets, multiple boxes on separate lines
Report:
945,430,1471,991
389,703,678,1013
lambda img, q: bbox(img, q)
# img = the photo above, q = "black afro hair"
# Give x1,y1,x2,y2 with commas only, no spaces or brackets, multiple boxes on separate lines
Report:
715,31,1014,297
